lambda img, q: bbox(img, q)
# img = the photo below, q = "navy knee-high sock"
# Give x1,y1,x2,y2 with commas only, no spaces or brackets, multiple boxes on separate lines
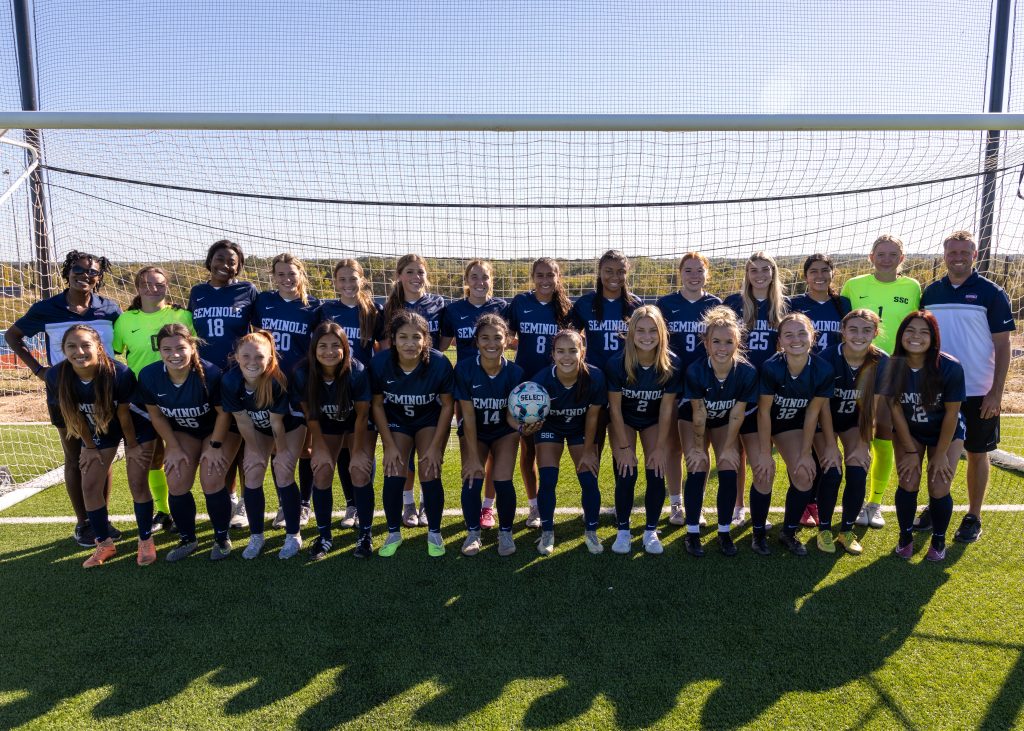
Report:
354,483,374,538
929,493,954,548
577,471,601,530
168,492,196,542
717,470,738,529
494,479,516,532
382,475,405,533
613,465,638,530
312,486,333,541
644,468,665,532
204,487,232,546
816,468,843,530
421,478,444,533
243,486,265,534
782,484,812,537
749,487,772,537
841,466,868,531
276,483,301,534
462,477,484,531
894,486,918,545
683,471,707,527
337,449,355,507
133,499,155,541
538,466,558,531
298,458,314,506
808,452,822,504
87,506,110,542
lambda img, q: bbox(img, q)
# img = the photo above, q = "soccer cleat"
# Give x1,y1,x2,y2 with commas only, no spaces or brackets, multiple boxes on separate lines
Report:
210,539,233,561
894,539,914,560
800,503,820,528
299,504,311,527
815,529,836,554
525,505,542,529
417,505,428,527
229,497,248,529
684,532,705,558
867,503,885,529
479,506,496,529
668,504,685,526
912,506,931,532
242,533,266,560
165,539,198,563
427,532,445,557
698,508,708,528
272,507,286,529
279,534,303,560
731,506,748,527
925,543,947,562
379,533,403,557
536,530,555,556
402,503,418,528
340,505,358,529
718,532,737,557
307,536,332,562
750,534,771,556
611,531,632,555
854,504,871,527
83,538,117,568
584,530,604,554
151,511,170,533
836,531,863,556
778,532,807,557
136,537,158,566
643,530,664,555
497,531,517,556
73,521,95,548
353,535,373,559
461,529,482,556
107,523,122,541
954,513,983,544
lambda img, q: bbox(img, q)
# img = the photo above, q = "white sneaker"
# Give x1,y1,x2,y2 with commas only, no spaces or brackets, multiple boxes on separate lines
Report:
669,504,685,526
612,531,632,554
584,530,604,554
867,502,886,529
525,505,542,529
298,504,311,527
699,508,708,528
340,505,358,529
536,530,555,556
229,496,248,529
643,530,664,555
497,530,517,556
279,533,302,560
272,507,286,529
461,529,482,556
242,533,266,560
731,506,748,528
855,504,871,527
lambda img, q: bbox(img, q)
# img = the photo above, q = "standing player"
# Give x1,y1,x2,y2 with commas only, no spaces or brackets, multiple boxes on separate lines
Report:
840,234,921,529
506,257,574,529
656,252,721,527
6,250,120,547
913,231,1013,543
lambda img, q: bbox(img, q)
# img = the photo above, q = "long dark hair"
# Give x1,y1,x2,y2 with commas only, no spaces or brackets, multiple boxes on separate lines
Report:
803,253,845,319
156,323,207,390
57,325,117,440
61,250,111,291
552,328,592,401
593,249,639,321
532,257,573,328
840,309,884,443
383,254,429,334
888,310,944,411
204,239,245,272
388,310,431,369
306,322,354,423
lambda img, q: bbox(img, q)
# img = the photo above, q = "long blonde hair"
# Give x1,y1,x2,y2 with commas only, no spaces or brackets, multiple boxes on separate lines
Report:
702,305,749,366
383,253,430,331
334,258,378,349
270,253,311,306
623,306,673,385
234,330,288,409
740,251,788,332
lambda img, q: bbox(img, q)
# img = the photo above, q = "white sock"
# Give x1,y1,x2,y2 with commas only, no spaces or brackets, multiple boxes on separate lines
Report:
528,498,538,508
670,494,682,506
482,497,495,509
403,492,415,506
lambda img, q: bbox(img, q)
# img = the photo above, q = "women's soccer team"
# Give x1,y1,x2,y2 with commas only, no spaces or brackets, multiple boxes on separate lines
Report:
9,234,976,567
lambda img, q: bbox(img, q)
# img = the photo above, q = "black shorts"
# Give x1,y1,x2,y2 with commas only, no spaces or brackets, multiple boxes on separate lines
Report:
962,395,999,453
739,406,759,435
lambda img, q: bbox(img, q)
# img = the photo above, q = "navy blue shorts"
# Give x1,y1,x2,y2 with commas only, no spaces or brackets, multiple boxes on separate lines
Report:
536,430,586,447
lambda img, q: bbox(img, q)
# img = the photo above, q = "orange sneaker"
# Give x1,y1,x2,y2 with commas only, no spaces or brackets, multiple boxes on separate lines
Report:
136,537,157,566
83,538,117,568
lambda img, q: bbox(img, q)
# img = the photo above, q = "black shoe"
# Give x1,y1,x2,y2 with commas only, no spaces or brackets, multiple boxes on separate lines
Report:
152,511,176,534
778,531,808,556
912,506,932,532
353,535,373,559
684,533,705,558
954,513,983,543
107,522,122,541
751,534,772,556
718,532,738,557
307,536,333,562
73,521,95,548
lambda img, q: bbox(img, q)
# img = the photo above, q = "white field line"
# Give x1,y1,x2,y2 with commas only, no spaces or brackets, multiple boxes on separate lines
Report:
3,504,1024,525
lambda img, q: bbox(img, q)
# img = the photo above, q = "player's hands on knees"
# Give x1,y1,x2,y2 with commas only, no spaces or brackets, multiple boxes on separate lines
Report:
685,446,709,474
614,445,638,477
420,447,442,481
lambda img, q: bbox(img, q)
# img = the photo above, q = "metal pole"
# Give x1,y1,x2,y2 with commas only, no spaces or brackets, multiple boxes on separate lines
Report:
12,0,54,298
978,0,1014,274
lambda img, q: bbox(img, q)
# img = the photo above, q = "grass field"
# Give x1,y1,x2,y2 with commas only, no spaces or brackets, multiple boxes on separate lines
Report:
2,435,1024,729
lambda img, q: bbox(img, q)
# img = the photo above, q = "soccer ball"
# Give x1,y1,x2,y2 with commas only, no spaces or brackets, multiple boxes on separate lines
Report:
508,381,551,425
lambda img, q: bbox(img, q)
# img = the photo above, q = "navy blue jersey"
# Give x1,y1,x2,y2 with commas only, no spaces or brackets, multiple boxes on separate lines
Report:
530,365,607,438
506,291,564,376
787,293,851,353
370,348,454,432
879,352,966,446
684,358,760,429
759,352,835,434
188,281,258,368
453,356,524,440
45,359,153,448
818,344,890,434
440,297,508,362
316,299,385,367
655,291,723,370
252,291,321,375
137,359,223,439
291,360,371,435
723,293,788,370
220,365,296,436
14,290,121,366
604,352,684,430
401,294,447,350
571,291,643,370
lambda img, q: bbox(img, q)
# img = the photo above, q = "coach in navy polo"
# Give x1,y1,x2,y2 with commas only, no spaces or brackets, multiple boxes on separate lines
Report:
916,230,1014,543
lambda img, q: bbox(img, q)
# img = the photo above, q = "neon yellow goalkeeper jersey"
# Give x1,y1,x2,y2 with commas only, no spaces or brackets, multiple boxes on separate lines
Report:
840,274,921,355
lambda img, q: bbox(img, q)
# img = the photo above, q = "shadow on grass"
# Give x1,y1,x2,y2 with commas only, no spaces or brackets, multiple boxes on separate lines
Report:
0,520,993,729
